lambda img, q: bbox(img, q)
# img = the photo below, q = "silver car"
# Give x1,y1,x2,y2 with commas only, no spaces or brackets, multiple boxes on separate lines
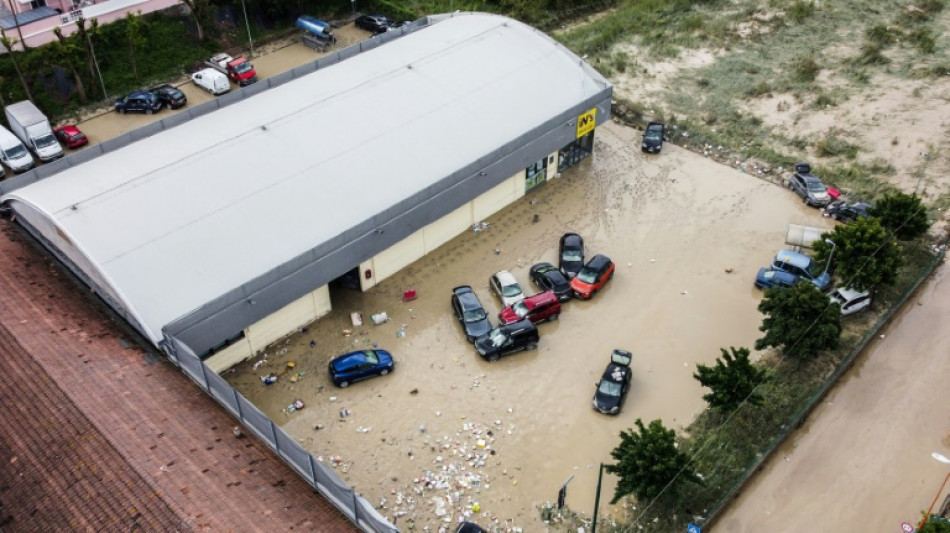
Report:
788,171,831,207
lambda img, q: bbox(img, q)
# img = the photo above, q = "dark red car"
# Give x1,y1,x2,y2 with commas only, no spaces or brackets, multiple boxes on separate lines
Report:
498,291,561,325
53,124,88,149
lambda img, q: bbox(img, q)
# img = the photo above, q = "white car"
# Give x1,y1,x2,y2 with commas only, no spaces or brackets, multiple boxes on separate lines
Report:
489,270,524,307
829,287,871,315
191,68,231,95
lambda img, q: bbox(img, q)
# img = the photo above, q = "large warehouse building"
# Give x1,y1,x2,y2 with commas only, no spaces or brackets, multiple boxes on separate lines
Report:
1,12,612,372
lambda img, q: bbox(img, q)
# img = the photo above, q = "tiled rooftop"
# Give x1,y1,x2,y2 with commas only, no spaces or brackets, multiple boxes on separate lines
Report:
0,221,357,532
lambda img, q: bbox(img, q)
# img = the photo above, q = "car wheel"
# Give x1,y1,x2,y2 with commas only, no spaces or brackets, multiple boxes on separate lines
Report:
339,381,349,388
787,180,793,189
549,313,559,322
803,196,810,205
380,369,389,376
488,353,499,362
119,108,126,114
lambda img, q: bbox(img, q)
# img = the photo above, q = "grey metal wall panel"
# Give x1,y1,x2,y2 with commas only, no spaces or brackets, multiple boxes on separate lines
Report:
164,90,612,353
130,121,164,142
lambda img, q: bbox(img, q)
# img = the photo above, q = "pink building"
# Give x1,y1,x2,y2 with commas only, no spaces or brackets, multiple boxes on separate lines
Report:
0,0,182,50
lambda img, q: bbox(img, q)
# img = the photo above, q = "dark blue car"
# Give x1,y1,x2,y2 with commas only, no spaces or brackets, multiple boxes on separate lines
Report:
754,268,801,290
529,262,573,302
328,349,394,387
115,91,163,114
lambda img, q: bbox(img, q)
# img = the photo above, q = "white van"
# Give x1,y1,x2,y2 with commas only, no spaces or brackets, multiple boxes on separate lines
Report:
191,68,231,95
0,125,35,174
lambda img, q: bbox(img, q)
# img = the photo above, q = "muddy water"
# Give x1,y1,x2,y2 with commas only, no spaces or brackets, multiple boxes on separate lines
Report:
714,264,950,532
225,120,835,531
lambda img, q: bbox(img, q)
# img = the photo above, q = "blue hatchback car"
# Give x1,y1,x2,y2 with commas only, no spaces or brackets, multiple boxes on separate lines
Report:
754,268,801,290
771,250,831,291
328,349,394,387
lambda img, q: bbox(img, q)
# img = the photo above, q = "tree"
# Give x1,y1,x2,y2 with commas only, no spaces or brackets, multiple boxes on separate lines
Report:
125,12,147,82
0,29,32,101
4,0,28,51
52,28,88,104
869,191,931,240
694,347,770,412
812,218,905,292
919,518,950,533
76,18,105,99
755,281,841,360
605,419,701,503
180,0,212,41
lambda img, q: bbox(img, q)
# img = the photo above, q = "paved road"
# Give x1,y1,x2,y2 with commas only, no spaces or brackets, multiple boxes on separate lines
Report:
714,261,950,532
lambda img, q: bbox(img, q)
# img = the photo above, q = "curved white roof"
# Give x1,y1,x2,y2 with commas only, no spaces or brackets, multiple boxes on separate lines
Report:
1,12,610,343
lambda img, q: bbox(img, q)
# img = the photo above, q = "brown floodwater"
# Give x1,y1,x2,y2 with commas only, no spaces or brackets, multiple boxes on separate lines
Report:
225,118,835,531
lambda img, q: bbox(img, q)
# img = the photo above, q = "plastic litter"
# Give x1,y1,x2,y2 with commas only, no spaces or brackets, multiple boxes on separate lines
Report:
371,312,390,324
261,373,278,385
350,312,363,326
287,399,305,412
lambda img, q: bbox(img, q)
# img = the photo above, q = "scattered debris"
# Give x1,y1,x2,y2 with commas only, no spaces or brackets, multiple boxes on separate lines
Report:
410,388,419,395
356,426,372,433
232,426,245,439
261,373,278,385
351,312,363,326
286,399,305,412
371,311,390,325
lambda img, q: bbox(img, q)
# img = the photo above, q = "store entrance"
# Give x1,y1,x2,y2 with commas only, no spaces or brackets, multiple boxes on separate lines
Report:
558,131,594,173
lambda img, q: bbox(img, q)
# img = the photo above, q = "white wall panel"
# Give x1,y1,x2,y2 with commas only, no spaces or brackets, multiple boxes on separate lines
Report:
424,204,474,253
246,285,332,354
205,337,253,374
372,230,425,282
473,174,522,221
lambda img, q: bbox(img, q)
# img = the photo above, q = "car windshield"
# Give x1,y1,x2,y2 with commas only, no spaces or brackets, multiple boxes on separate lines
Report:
361,350,379,364
234,62,252,74
805,261,824,278
510,301,529,318
576,268,597,283
645,130,661,141
488,328,509,347
463,308,486,323
598,380,622,397
807,180,826,192
4,144,27,158
502,283,522,298
562,250,582,262
34,134,57,149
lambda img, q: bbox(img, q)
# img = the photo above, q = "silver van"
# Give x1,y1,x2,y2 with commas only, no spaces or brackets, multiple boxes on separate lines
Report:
0,125,35,173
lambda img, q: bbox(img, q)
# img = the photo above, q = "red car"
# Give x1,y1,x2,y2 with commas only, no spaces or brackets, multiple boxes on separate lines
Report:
570,254,615,299
498,291,561,325
53,125,88,149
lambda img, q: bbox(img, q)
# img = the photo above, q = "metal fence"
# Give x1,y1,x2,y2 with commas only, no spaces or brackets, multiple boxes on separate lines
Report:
702,248,946,530
164,335,398,533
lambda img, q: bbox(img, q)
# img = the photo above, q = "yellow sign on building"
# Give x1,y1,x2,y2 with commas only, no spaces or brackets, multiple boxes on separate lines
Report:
576,108,597,138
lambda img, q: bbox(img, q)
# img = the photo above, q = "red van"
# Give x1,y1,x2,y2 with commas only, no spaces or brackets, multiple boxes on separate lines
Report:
498,291,561,325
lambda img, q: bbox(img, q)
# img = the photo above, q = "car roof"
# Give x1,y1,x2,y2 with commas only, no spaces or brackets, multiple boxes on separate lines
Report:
774,250,812,268
453,285,473,295
501,318,536,332
523,291,556,305
561,232,582,245
457,290,482,310
761,269,799,283
802,174,823,184
646,122,663,130
55,125,80,133
586,254,612,268
493,270,517,285
833,287,869,300
128,91,153,98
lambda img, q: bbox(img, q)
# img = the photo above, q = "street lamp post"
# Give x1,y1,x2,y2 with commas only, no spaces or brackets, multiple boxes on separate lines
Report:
240,0,254,57
591,463,605,533
822,238,837,278
918,452,950,530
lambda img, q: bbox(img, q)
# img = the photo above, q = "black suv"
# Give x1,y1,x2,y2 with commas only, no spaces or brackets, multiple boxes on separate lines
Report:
474,319,539,361
149,84,188,109
115,91,163,114
355,14,391,34
641,122,664,153
824,200,872,223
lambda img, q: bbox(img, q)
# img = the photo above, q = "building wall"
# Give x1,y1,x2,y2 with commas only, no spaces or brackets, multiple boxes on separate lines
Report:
204,285,332,373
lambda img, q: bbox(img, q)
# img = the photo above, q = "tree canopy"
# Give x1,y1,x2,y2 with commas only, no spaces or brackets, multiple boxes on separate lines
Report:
812,218,904,292
755,281,841,360
694,347,770,412
605,418,701,503
869,191,930,240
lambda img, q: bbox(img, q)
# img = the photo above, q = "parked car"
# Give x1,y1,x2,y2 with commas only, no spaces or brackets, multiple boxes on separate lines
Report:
570,254,615,299
451,285,492,342
824,200,872,223
490,270,525,307
474,319,539,362
787,162,831,207
355,14,391,33
191,68,231,95
328,349,394,387
754,268,801,290
498,291,561,325
149,84,188,109
559,232,585,279
829,286,871,315
114,91,163,114
771,250,831,291
528,262,573,302
592,349,633,415
641,121,664,153
52,124,88,149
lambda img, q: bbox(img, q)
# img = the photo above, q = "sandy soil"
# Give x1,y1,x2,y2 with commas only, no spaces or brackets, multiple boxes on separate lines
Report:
224,117,837,531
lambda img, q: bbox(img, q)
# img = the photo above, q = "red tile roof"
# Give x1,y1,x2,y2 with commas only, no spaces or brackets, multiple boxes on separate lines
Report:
0,222,357,532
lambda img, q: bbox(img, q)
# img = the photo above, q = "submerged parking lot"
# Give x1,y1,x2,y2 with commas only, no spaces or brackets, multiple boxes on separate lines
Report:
226,120,834,531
